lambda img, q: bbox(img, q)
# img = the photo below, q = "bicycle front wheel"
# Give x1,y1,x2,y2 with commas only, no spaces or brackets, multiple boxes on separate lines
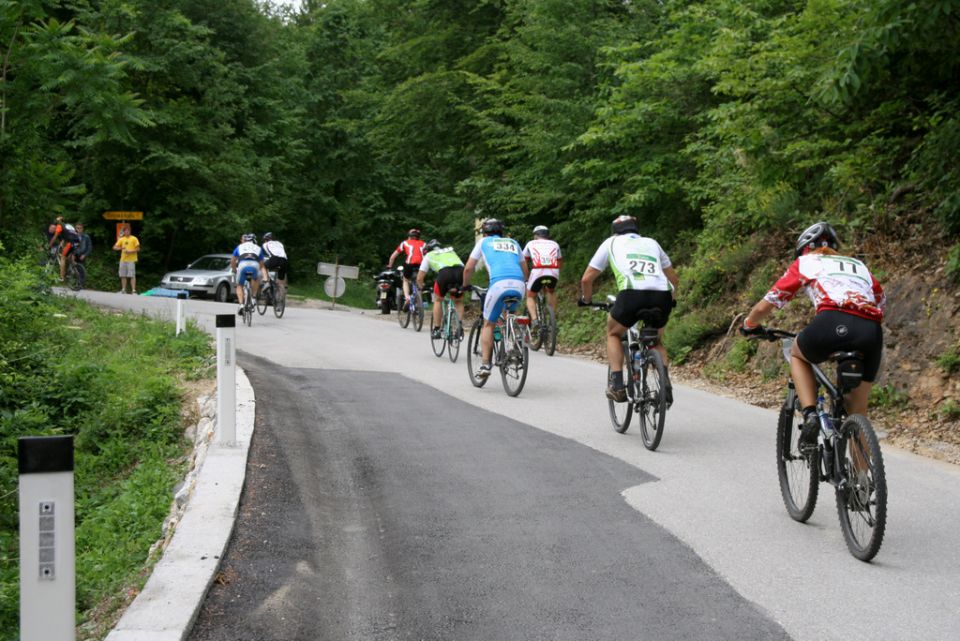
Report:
447,314,462,363
500,338,528,397
273,286,286,318
398,293,411,328
542,304,557,356
835,414,887,562
466,319,488,387
256,285,269,315
607,351,633,434
66,262,82,291
638,349,667,451
430,319,445,357
776,389,819,522
413,291,424,332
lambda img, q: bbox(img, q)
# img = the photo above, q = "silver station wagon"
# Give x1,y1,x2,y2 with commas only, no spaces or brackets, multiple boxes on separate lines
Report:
160,254,236,302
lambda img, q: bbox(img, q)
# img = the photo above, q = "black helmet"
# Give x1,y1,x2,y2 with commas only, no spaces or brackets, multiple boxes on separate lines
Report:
795,221,839,257
408,228,421,239
532,225,549,238
242,233,256,242
425,239,441,252
481,218,504,235
611,215,638,235
262,232,273,242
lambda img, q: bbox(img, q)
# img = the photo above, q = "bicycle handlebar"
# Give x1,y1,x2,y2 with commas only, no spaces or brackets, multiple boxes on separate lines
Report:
745,327,797,342
577,299,610,310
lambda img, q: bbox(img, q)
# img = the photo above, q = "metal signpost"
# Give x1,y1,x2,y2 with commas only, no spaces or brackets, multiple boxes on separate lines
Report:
216,314,236,445
19,435,75,641
317,260,359,309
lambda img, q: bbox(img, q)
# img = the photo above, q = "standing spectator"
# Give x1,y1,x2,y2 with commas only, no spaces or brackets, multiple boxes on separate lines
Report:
112,225,140,294
74,223,92,289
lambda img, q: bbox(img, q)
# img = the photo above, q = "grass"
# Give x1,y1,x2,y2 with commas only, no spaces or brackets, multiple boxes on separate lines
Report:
290,274,379,309
941,400,960,421
870,383,910,410
935,347,960,375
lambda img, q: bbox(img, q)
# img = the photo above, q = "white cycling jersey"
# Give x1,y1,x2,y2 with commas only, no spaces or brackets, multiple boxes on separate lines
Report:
587,233,672,292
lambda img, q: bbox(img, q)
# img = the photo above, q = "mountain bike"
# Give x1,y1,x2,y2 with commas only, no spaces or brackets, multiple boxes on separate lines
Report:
580,295,668,450
397,279,424,331
41,247,83,291
528,290,557,356
431,292,464,362
241,281,254,327
256,273,286,318
750,328,887,562
467,287,530,397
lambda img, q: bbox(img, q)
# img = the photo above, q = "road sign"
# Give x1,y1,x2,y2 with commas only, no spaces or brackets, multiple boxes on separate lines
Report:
103,211,144,220
317,262,359,279
323,276,346,298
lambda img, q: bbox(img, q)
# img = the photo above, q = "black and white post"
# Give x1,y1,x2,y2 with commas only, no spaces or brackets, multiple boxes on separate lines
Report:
176,297,185,335
216,314,236,445
19,435,75,641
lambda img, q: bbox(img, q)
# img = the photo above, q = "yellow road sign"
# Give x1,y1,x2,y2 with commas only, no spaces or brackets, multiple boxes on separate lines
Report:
103,211,143,220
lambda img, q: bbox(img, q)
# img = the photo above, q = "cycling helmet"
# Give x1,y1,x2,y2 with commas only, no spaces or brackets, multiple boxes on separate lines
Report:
532,225,549,238
425,239,441,252
481,218,504,235
242,233,256,242
408,228,421,239
611,215,638,235
795,221,839,257
262,232,273,242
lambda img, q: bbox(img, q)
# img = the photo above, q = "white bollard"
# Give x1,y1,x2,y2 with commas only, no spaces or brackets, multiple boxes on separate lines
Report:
175,298,185,336
19,435,75,641
215,314,236,445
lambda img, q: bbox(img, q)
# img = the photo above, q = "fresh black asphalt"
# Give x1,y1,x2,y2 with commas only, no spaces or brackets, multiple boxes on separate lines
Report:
188,353,791,641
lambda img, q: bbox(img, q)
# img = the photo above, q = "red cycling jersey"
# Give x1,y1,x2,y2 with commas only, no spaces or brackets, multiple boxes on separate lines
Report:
763,252,885,322
395,239,425,265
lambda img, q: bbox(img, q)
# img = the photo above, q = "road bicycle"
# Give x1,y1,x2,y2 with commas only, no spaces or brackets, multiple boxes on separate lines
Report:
580,295,668,450
240,280,255,327
750,328,887,561
467,287,530,397
397,279,425,331
528,290,557,356
256,273,286,318
430,292,464,362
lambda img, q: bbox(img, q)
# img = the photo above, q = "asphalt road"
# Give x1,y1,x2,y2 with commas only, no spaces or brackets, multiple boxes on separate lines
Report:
75,291,960,641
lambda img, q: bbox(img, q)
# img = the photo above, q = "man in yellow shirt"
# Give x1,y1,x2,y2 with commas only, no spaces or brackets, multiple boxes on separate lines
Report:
112,226,140,294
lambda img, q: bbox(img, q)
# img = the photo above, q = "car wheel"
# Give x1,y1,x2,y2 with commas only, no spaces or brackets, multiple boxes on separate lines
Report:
215,282,230,303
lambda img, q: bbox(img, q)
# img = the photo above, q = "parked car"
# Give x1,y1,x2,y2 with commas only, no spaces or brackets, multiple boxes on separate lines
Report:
160,254,236,302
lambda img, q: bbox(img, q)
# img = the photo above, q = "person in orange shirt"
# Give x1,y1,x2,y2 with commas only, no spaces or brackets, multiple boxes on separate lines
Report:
112,225,140,294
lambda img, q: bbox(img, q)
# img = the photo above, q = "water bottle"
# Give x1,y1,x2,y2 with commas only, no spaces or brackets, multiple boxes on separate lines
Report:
818,404,834,441
632,350,643,372
493,324,502,341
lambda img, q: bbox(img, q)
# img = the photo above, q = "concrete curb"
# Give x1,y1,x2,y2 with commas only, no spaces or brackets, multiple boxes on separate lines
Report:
105,369,255,641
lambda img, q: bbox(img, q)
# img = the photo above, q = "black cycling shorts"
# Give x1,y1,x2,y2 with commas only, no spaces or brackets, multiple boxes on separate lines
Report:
264,256,288,280
402,263,421,280
796,310,883,382
434,266,465,298
529,275,558,293
610,289,673,329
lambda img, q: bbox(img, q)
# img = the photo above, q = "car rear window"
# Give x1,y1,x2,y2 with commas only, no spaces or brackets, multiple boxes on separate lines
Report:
190,257,230,270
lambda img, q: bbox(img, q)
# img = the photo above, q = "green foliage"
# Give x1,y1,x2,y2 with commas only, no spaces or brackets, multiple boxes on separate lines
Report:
663,305,729,365
936,347,960,375
725,338,758,373
869,383,910,410
941,400,960,422
946,244,960,285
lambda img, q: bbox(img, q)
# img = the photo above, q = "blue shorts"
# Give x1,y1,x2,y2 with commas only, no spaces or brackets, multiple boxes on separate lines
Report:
483,279,526,322
237,261,259,286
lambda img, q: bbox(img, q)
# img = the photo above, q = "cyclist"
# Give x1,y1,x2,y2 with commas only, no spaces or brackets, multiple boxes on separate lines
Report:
579,215,679,403
522,225,562,329
740,222,885,445
231,233,263,315
462,219,529,379
416,239,465,340
387,228,426,307
259,232,289,294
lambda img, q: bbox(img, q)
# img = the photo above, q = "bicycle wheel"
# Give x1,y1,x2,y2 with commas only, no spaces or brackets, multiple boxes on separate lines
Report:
500,330,529,397
638,349,667,450
835,414,887,561
776,389,819,522
530,299,544,352
542,304,557,356
243,284,253,327
430,319,446,357
466,319,488,387
273,285,286,318
447,313,462,364
65,262,81,291
397,291,411,328
413,291,424,332
256,284,269,315
607,351,633,433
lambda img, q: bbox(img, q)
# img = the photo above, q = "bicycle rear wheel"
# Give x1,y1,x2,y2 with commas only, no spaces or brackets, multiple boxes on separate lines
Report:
430,319,445,357
607,350,633,434
776,389,819,522
530,298,544,352
413,291,424,331
65,262,82,291
447,313,462,363
243,283,253,327
398,292,411,328
542,304,557,356
256,285,269,315
273,285,286,318
638,349,667,451
500,335,528,397
835,414,887,562
466,319,489,387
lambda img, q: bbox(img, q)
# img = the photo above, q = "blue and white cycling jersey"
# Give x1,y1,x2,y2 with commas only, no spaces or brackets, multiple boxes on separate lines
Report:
468,235,524,285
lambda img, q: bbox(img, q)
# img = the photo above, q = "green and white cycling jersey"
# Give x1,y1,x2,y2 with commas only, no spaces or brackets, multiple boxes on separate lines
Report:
587,233,672,292
418,246,464,273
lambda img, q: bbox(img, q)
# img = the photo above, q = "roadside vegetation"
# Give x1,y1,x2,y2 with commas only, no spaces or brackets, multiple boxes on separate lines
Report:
0,253,213,640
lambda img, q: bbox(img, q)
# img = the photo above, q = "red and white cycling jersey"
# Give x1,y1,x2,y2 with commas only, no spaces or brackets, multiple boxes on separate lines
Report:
395,239,426,264
522,239,562,268
763,253,885,322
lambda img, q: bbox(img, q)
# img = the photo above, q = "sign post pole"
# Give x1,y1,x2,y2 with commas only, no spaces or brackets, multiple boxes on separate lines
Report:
215,314,236,446
19,435,75,641
176,298,185,336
